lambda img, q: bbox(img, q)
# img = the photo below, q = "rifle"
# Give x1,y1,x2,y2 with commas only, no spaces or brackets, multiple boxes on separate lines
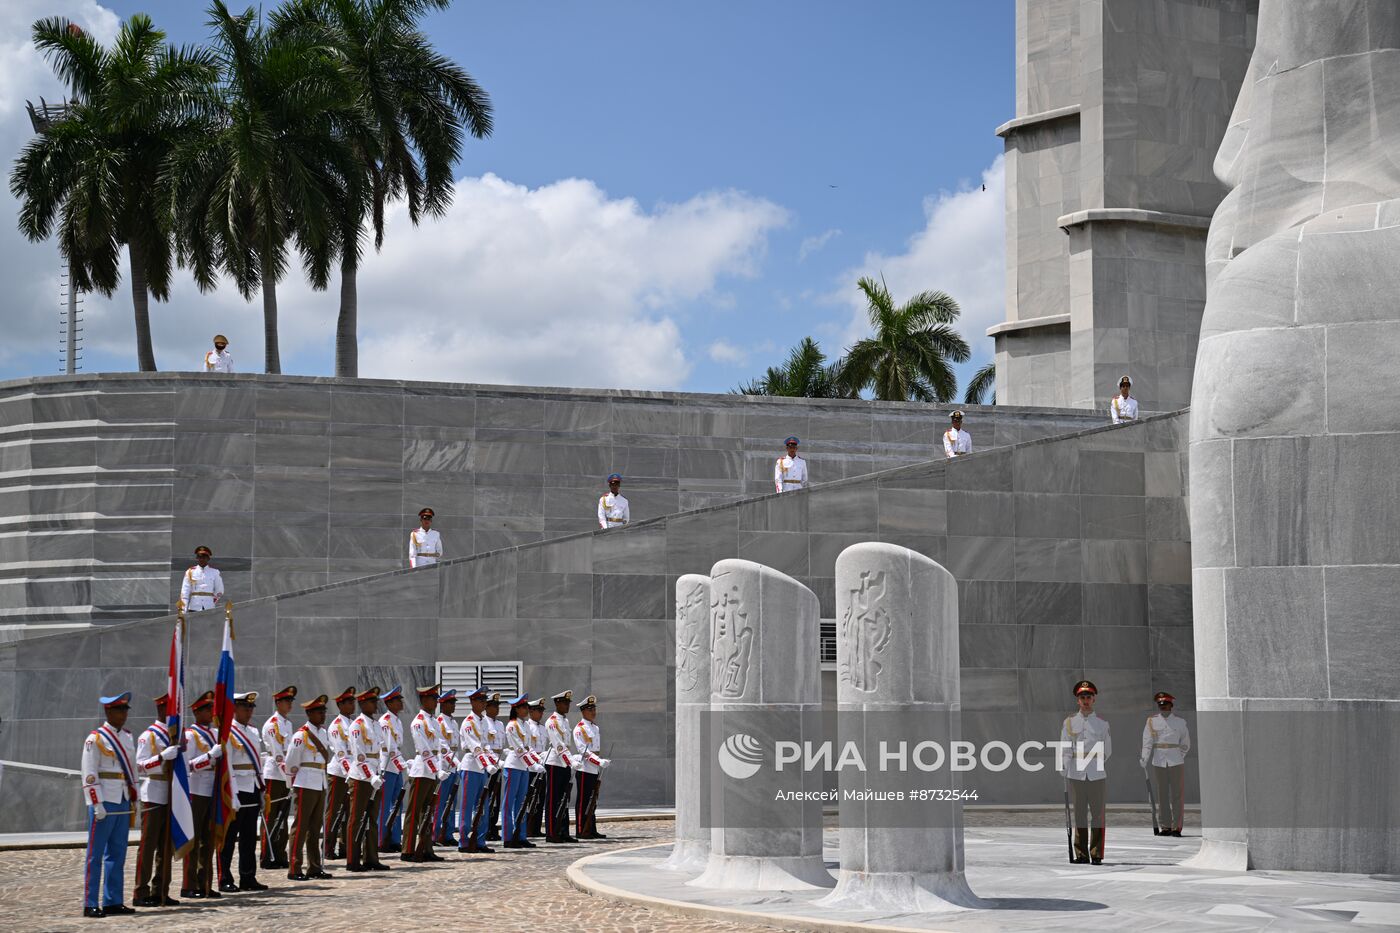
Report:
585,771,603,834
1143,762,1161,835
437,772,461,838
352,783,380,856
467,771,491,843
268,788,294,842
385,784,407,833
485,770,502,837
326,788,349,857
1063,777,1074,863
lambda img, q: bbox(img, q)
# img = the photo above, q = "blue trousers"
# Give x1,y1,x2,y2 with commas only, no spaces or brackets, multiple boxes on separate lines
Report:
377,771,404,847
457,770,489,847
503,768,528,843
433,771,459,842
85,802,130,909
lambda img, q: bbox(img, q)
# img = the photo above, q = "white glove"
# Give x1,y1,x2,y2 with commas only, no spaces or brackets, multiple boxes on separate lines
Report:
209,744,223,759
436,768,449,782
570,758,582,770
160,745,180,761
530,763,545,774
599,757,611,770
93,801,108,821
1140,757,1148,769
370,775,384,792
486,762,500,776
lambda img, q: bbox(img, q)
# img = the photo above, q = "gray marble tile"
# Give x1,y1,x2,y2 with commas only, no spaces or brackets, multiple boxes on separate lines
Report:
1146,495,1190,541
959,580,1017,625
403,392,474,429
276,615,359,665
592,573,667,620
1012,492,1080,539
947,448,1014,491
471,440,543,475
585,664,667,713
808,484,879,533
807,532,870,577
1225,566,1328,698
591,619,670,668
943,535,1015,581
738,532,809,578
1014,536,1083,583
874,533,945,565
677,448,744,481
1083,582,1149,626
357,616,437,665
1148,540,1192,584
664,509,737,576
1147,583,1192,627
1015,581,1082,627
331,391,403,426
254,433,329,468
175,432,253,467
1012,439,1080,492
1082,538,1147,583
1080,494,1145,539
960,624,1026,669
256,387,331,423
517,572,593,620
958,669,1022,711
947,491,1014,537
402,438,472,473
437,617,520,660
1323,566,1400,700
176,386,257,422
1089,625,1148,669
545,443,614,478
1028,624,1084,668
517,536,593,574
592,524,665,574
611,445,679,479
1149,626,1194,672
252,519,330,560
1078,449,1145,496
476,395,545,430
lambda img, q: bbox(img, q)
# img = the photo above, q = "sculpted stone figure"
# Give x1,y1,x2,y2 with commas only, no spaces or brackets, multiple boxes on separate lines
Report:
1191,0,1400,873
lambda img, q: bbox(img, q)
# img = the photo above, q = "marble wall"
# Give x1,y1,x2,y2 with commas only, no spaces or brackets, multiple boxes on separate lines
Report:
0,373,1109,627
0,410,1192,830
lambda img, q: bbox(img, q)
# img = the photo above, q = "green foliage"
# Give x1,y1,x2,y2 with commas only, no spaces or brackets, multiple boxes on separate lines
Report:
963,360,996,405
734,337,853,399
839,275,970,402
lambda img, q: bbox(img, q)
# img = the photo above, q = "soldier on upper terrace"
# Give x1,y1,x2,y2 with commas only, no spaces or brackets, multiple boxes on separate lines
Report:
943,410,972,458
408,508,443,568
598,473,630,529
1111,375,1138,423
178,546,224,613
774,436,808,493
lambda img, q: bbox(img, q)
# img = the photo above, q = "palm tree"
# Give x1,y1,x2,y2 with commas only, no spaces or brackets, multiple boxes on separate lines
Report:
11,16,215,371
173,1,358,374
839,276,970,402
963,360,996,405
280,0,493,377
735,337,851,398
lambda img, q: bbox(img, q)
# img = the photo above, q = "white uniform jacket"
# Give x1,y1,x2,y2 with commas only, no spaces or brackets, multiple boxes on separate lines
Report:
573,720,605,775
261,712,292,782
542,712,575,768
1111,395,1139,423
598,493,630,529
1060,712,1112,781
81,723,138,807
408,528,443,568
407,710,445,779
348,713,384,784
436,712,459,771
179,564,224,612
184,723,220,797
327,713,354,779
774,454,808,493
226,721,265,794
203,348,234,372
285,723,330,791
378,711,407,775
136,721,175,805
502,718,535,771
458,712,494,773
1141,712,1191,768
943,428,972,458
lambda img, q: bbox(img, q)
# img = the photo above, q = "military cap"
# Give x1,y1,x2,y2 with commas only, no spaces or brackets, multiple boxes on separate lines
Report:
528,697,544,710
194,545,213,557
273,685,298,702
191,690,216,711
1119,374,1132,386
784,436,799,445
439,688,458,702
335,686,357,703
153,693,171,708
467,687,488,701
419,507,435,518
302,694,329,711
233,691,258,706
213,334,229,344
607,473,622,482
950,410,965,420
1073,680,1097,697
356,687,380,703
552,689,573,703
416,683,441,699
485,692,501,705
507,693,529,707
100,691,132,709
382,684,403,702
1154,692,1175,704
579,695,597,710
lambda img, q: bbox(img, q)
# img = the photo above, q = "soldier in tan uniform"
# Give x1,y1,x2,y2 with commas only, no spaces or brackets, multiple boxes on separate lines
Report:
323,686,357,860
133,694,180,907
1141,691,1191,837
260,685,297,869
286,694,333,880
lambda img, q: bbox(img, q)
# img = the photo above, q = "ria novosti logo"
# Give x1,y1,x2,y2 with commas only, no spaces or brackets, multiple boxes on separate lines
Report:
716,733,765,779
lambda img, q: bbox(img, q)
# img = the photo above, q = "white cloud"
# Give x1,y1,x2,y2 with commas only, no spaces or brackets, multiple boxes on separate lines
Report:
798,227,840,262
707,339,748,365
831,156,1004,356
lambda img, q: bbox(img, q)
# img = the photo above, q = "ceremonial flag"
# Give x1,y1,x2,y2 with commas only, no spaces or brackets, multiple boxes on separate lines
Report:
211,608,239,844
166,616,195,858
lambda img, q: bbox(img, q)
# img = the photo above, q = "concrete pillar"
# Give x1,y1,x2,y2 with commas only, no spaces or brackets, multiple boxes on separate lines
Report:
661,573,711,872
689,559,831,891
817,543,977,911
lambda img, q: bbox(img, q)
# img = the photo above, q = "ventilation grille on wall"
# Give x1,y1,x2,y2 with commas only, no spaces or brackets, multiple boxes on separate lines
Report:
820,619,836,668
436,661,522,698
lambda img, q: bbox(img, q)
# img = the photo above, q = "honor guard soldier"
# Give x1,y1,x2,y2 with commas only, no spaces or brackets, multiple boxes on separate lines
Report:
456,687,499,853
525,697,548,836
482,693,505,841
80,692,139,918
346,687,389,872
286,694,333,880
1111,375,1139,423
943,411,972,458
1061,680,1112,864
501,695,540,848
433,689,461,845
133,694,181,907
178,546,224,613
402,685,448,862
220,691,268,893
260,685,297,869
182,690,222,899
775,436,808,493
203,334,234,372
323,686,357,861
377,685,410,851
598,474,630,529
409,508,443,568
543,690,579,843
1141,692,1191,837
573,695,611,839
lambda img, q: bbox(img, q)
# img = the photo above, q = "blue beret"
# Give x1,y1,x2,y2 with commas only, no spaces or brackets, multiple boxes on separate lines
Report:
382,684,403,701
508,693,529,707
467,687,488,700
607,473,622,481
784,436,799,445
439,689,457,700
100,691,132,708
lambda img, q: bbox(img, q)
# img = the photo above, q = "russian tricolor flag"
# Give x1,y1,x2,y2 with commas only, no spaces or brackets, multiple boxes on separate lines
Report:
166,617,195,858
212,612,239,835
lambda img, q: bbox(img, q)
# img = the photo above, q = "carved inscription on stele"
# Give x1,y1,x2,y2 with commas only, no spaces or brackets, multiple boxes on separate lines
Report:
839,570,892,692
676,578,708,695
711,574,754,699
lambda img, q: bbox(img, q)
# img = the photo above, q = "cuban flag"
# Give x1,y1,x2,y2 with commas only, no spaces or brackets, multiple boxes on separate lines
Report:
211,612,239,841
166,617,195,858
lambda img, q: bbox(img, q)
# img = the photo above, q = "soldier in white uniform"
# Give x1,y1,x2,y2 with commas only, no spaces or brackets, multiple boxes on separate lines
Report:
322,686,356,861
543,689,579,843
181,690,222,899
1141,691,1191,837
178,546,224,613
80,691,139,918
260,685,297,869
408,507,443,568
482,693,505,842
433,689,461,845
456,687,499,853
346,687,389,872
133,693,181,907
572,695,611,839
203,334,234,373
377,685,410,851
220,691,268,893
1110,375,1139,423
598,473,630,529
943,410,972,458
285,694,332,880
501,695,541,848
774,436,808,493
1060,680,1112,864
524,697,548,836
402,685,449,862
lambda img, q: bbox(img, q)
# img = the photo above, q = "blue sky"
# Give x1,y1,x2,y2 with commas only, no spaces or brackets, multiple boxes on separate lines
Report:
0,0,1012,394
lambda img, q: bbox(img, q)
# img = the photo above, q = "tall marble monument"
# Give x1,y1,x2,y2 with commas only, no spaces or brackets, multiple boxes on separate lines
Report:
662,573,712,872
1190,0,1400,873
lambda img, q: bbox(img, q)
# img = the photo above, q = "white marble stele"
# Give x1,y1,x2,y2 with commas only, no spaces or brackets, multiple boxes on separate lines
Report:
816,543,978,912
689,558,832,891
660,573,712,872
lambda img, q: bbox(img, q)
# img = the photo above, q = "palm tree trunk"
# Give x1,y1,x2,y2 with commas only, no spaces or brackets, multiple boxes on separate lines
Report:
261,243,281,374
335,254,358,378
127,241,158,372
